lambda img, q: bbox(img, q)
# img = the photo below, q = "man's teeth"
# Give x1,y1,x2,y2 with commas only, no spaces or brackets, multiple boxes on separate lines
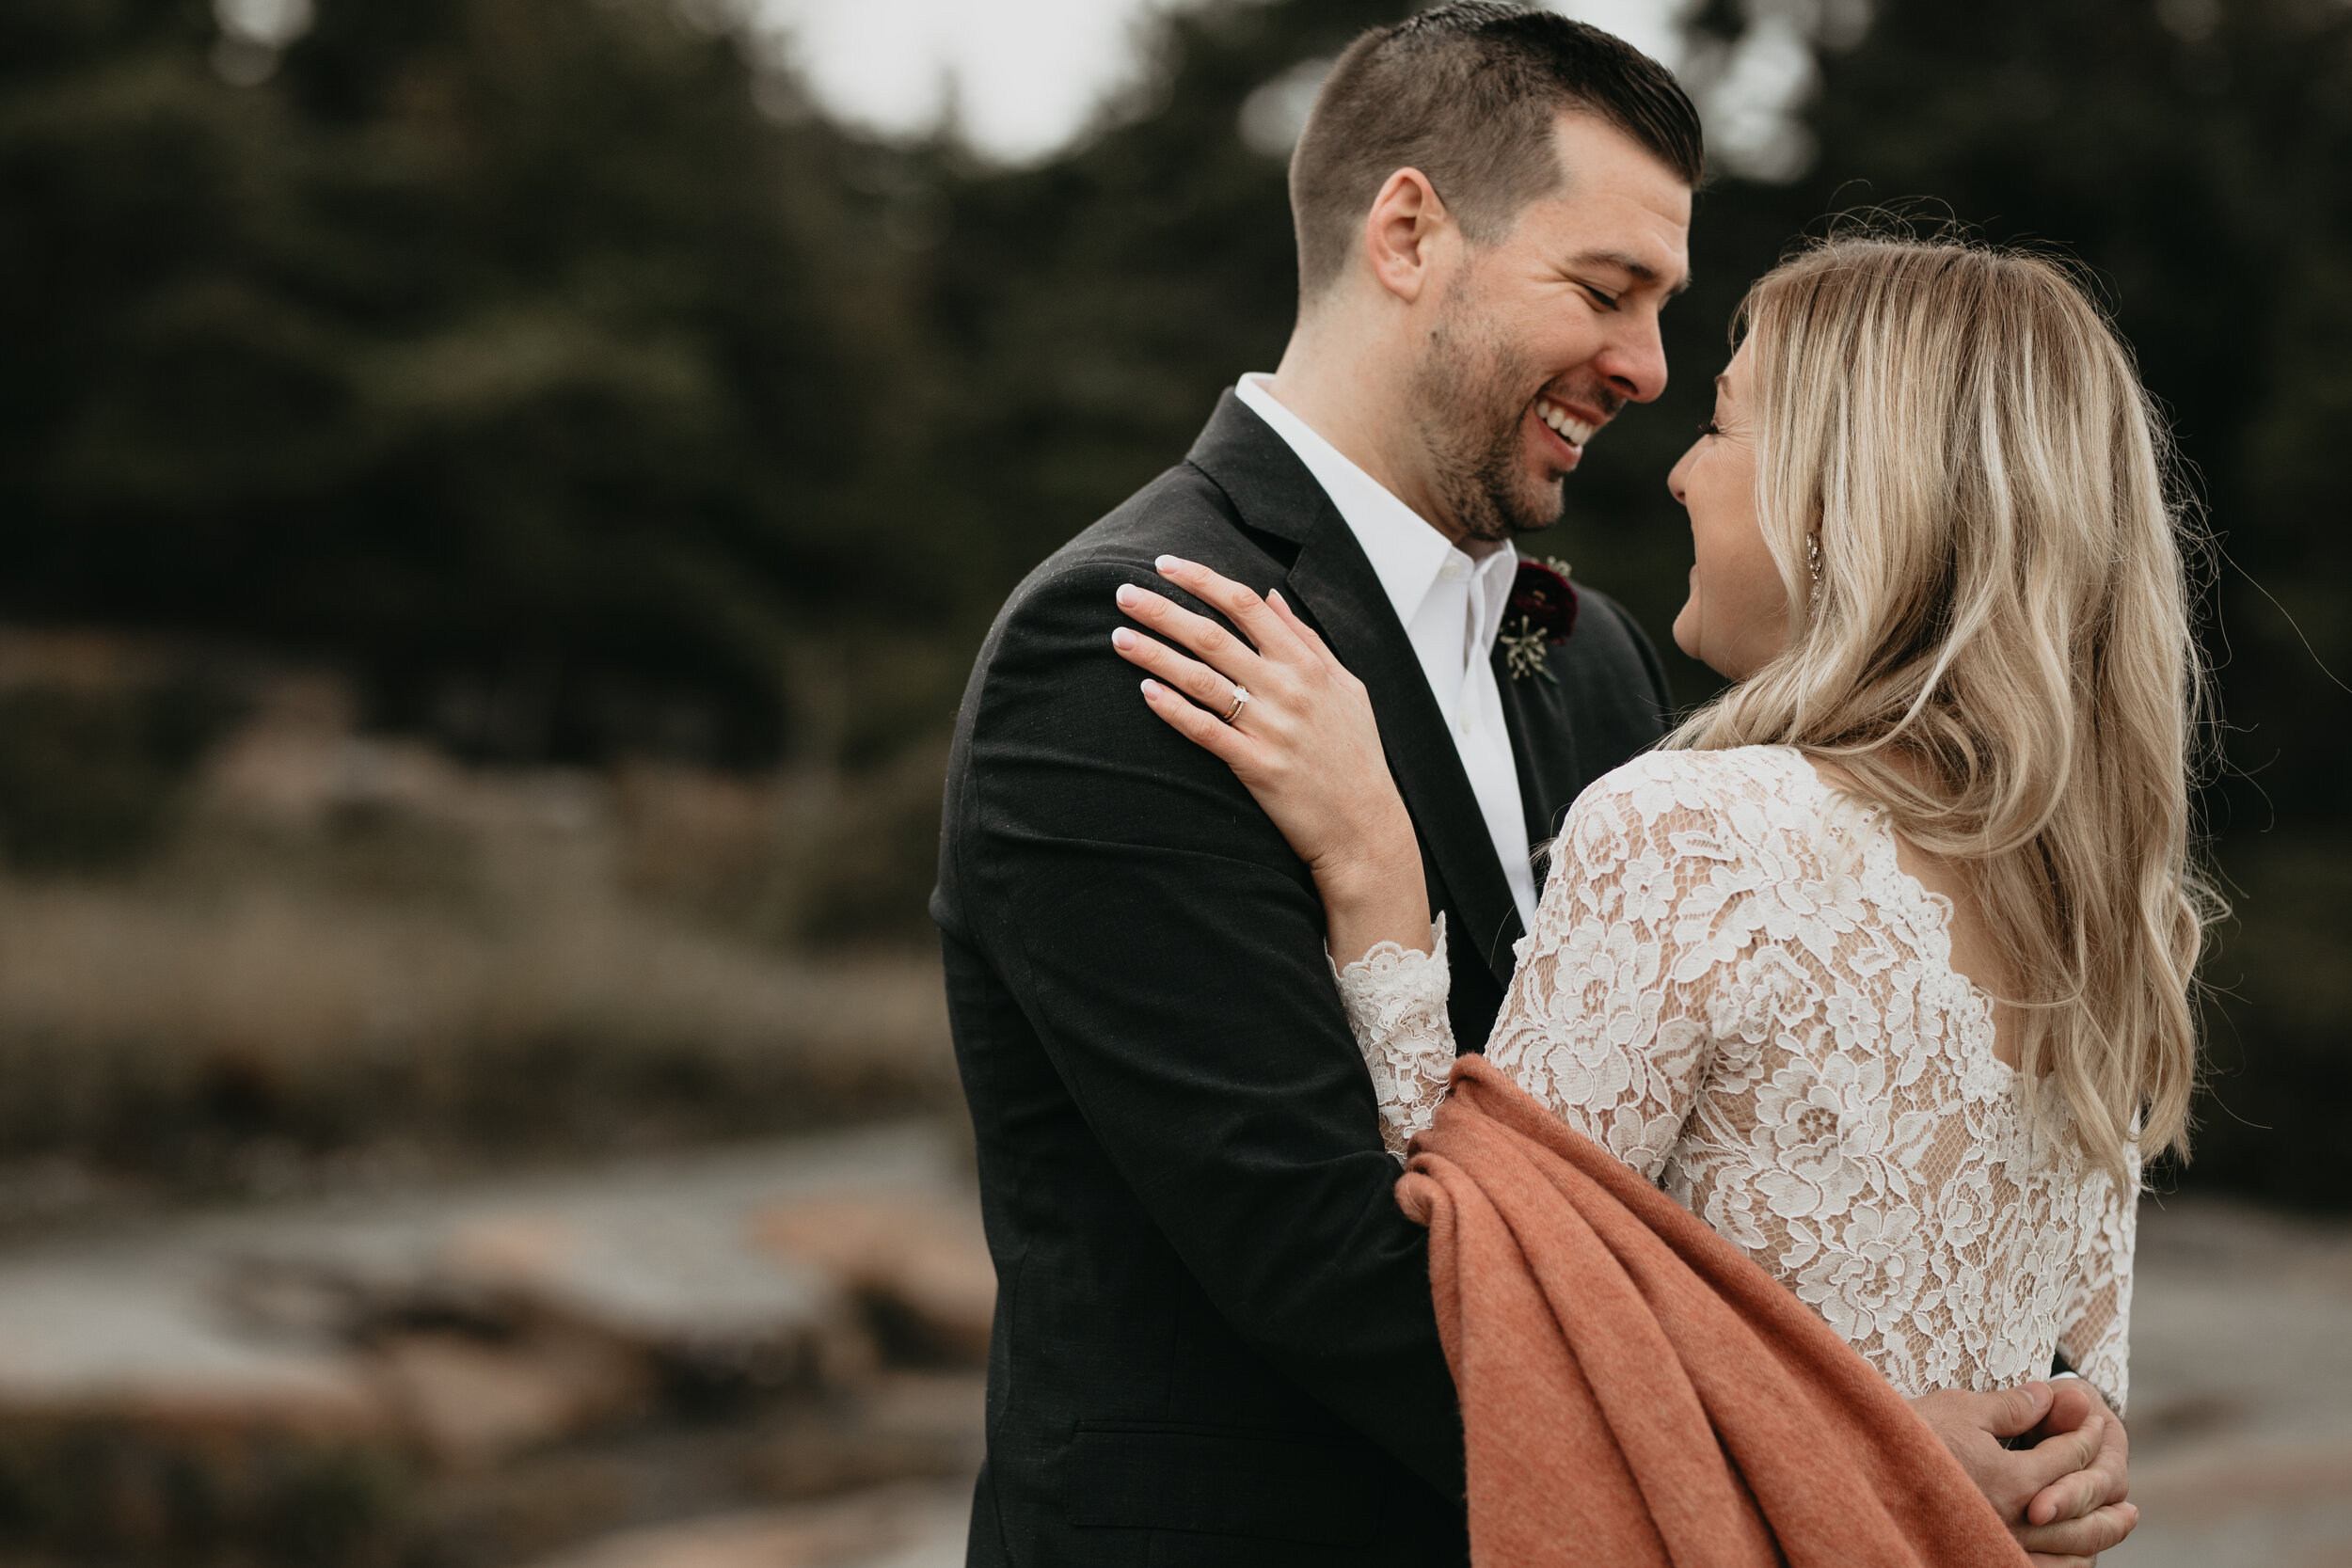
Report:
1536,400,1596,447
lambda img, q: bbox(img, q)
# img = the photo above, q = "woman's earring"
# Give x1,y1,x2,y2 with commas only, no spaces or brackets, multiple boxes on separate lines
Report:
1806,532,1823,607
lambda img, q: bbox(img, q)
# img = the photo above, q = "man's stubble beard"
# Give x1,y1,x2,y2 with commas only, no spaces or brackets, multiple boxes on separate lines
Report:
1406,286,1565,546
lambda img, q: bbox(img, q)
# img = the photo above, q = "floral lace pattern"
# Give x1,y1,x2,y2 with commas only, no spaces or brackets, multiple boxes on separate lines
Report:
1331,919,1456,1162
1336,746,2135,1410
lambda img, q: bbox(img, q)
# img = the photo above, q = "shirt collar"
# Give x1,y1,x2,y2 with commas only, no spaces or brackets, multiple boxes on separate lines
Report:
1235,373,1497,635
1466,543,1518,657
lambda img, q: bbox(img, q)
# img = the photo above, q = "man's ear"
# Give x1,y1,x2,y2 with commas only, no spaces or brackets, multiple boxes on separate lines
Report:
1362,167,1450,305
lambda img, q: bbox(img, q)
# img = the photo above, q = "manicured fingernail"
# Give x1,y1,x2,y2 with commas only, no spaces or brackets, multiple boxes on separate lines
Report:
1140,678,1163,698
1111,627,1136,651
1115,584,1140,608
1267,589,1285,606
1154,554,1185,574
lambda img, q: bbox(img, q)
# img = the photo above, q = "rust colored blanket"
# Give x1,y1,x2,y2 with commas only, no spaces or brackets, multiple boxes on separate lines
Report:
1397,1053,2031,1568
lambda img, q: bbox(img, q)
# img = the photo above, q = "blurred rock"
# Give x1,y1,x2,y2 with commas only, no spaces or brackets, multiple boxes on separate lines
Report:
0,1245,392,1442
755,1194,993,1365
373,1325,654,1469
519,1479,971,1568
749,1371,986,1500
421,1201,872,1388
2121,1197,2352,1567
386,1370,983,1568
0,1121,977,1557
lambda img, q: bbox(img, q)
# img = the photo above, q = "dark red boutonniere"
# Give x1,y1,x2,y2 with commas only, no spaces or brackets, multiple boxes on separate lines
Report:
1501,557,1580,684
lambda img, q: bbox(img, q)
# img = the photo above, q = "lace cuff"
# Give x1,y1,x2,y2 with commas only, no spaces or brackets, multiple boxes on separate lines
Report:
1332,915,1459,1160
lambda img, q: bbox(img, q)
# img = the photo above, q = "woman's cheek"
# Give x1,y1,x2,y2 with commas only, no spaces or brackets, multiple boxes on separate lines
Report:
1671,563,1703,660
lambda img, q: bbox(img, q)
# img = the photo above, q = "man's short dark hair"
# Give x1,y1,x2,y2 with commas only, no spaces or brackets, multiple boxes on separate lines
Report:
1290,3,1705,301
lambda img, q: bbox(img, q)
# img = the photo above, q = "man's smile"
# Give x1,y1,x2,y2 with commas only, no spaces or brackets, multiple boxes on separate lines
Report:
1534,393,1601,465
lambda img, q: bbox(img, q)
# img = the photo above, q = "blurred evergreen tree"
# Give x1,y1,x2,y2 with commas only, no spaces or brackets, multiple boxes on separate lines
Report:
0,0,922,765
915,0,1409,592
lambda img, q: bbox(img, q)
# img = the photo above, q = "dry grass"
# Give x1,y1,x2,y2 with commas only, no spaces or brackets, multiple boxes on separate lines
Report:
0,677,956,1188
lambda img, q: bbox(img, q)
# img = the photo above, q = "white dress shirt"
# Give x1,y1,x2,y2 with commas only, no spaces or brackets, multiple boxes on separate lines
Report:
1233,374,1537,931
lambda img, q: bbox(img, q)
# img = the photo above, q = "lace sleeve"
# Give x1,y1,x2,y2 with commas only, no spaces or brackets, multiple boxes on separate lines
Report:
1332,916,1457,1160
1481,763,1749,1183
2057,1145,2137,1414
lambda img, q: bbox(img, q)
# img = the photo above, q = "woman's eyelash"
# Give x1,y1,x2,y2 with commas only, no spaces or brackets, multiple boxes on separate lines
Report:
1696,417,1722,437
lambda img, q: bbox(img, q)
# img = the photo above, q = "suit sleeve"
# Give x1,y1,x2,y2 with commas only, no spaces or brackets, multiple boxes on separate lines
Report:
955,555,1465,1495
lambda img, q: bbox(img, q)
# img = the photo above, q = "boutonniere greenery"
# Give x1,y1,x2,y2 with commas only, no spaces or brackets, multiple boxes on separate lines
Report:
1501,557,1580,685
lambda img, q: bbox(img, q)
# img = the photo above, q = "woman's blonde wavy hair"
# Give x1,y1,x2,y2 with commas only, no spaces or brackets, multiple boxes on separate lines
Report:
1666,234,2217,1182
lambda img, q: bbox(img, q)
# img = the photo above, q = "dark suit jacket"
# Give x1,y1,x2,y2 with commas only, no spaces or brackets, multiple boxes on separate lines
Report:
930,392,1673,1568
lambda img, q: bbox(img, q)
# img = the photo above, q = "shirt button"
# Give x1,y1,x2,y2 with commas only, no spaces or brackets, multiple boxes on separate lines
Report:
1438,559,1466,580
1457,712,1473,735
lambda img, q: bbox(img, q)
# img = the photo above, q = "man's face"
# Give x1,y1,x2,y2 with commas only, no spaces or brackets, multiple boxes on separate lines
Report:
1407,112,1691,543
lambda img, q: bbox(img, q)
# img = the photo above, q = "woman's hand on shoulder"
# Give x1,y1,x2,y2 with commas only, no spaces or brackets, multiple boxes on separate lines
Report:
1110,556,1429,962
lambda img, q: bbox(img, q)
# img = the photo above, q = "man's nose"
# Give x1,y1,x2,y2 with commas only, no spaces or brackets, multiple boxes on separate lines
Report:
1598,311,1670,404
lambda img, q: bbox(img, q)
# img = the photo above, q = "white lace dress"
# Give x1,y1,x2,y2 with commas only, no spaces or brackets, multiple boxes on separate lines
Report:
1335,745,2135,1409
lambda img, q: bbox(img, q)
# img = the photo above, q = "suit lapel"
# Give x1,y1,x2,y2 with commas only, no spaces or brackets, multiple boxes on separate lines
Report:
1495,639,1583,895
1187,393,1524,988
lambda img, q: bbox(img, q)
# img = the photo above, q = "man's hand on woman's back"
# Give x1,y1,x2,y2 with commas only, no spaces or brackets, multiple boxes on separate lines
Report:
1908,1381,2137,1566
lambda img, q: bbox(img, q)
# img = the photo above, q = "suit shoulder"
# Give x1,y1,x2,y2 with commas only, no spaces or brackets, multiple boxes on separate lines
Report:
1539,580,1674,749
1565,585,1656,669
1010,464,1240,595
987,460,1297,655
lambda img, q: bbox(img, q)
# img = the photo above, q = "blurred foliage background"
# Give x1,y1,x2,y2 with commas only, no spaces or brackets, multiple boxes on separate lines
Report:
0,0,2346,1207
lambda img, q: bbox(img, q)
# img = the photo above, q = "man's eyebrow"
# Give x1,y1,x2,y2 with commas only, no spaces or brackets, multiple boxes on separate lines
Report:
1571,248,1694,298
